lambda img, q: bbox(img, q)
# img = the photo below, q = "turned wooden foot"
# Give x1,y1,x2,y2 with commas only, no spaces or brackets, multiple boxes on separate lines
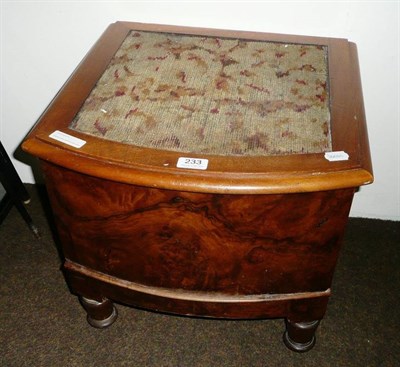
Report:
283,319,320,352
79,296,118,328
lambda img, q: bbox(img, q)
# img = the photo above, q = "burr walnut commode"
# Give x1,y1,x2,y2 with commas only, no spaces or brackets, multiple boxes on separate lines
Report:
22,21,373,352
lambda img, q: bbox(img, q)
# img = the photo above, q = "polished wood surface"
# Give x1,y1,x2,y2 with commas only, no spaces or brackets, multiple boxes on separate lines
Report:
22,22,373,352
42,160,354,352
43,162,354,296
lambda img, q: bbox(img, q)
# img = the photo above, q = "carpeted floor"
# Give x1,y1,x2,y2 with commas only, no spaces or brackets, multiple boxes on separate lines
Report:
1,185,399,367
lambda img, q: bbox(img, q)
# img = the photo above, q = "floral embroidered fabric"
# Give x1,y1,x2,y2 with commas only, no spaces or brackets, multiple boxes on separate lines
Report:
70,31,332,156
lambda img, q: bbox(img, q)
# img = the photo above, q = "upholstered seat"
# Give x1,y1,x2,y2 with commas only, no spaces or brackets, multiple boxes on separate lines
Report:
71,31,331,157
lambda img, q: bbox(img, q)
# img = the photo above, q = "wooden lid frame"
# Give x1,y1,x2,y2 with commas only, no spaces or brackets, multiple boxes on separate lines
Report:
22,21,373,194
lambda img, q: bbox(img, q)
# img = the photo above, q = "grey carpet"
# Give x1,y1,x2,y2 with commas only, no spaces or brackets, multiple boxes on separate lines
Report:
1,185,399,366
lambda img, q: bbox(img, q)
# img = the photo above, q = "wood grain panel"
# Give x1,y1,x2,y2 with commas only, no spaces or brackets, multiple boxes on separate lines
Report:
42,162,354,296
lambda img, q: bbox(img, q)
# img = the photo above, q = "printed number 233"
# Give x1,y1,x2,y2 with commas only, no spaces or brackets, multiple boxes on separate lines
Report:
185,158,202,165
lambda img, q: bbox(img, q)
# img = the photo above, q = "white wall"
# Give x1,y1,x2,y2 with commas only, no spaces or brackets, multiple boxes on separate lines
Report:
1,1,399,220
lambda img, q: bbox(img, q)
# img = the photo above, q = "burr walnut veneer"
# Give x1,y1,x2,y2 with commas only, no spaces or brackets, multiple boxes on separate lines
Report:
22,22,373,352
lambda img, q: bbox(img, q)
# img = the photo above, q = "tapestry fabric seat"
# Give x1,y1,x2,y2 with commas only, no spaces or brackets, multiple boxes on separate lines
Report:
70,31,332,156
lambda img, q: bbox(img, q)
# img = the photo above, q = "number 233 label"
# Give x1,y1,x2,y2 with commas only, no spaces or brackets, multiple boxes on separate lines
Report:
176,157,209,170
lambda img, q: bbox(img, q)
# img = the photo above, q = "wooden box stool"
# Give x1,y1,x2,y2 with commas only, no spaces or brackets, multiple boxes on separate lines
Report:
22,22,373,352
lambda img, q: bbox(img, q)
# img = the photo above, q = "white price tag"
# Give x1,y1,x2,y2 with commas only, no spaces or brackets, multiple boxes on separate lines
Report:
177,157,209,170
49,130,86,148
324,151,349,162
